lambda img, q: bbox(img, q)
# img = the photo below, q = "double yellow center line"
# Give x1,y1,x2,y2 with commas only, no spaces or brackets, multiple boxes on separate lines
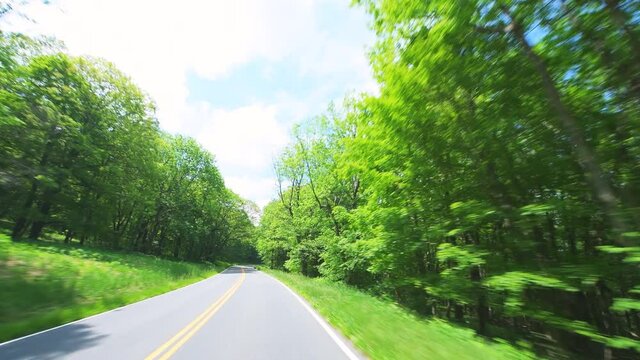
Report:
145,268,246,360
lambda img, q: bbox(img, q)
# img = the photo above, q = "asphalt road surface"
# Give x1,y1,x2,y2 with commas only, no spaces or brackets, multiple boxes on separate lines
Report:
0,266,362,360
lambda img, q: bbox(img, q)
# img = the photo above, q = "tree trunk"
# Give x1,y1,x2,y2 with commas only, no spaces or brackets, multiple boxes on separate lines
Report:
567,225,577,255
603,0,640,60
503,7,627,243
547,213,557,255
11,179,39,240
27,197,52,240
471,265,489,334
64,229,73,244
454,303,464,322
173,236,182,258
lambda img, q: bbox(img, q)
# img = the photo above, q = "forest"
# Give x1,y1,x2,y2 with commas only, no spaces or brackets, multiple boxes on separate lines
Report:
0,32,257,262
256,0,640,358
2,0,640,358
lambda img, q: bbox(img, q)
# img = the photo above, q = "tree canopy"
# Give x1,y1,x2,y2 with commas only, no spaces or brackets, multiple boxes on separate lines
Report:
0,32,256,263
257,1,640,358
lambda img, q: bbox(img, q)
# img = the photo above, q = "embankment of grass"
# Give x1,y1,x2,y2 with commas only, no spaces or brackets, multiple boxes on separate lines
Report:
266,269,536,360
0,234,224,342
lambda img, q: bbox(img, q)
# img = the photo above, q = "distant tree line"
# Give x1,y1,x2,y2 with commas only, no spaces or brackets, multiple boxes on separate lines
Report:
257,1,640,358
0,33,257,262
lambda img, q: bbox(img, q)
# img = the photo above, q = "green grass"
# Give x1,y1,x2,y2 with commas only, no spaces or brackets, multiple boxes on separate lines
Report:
266,269,537,360
0,234,224,342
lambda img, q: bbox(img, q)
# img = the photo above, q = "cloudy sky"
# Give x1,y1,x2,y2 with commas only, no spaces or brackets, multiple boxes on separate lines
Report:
4,0,376,207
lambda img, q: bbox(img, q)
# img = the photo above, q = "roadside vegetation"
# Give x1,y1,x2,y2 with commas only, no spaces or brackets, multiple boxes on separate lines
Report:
268,269,535,360
0,32,258,263
0,234,223,342
0,25,257,344
257,1,640,359
2,0,640,358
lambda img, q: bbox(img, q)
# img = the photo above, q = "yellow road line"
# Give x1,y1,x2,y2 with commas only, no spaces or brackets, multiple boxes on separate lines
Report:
145,268,246,360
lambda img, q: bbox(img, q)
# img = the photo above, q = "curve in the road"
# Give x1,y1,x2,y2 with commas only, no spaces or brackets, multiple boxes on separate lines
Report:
0,266,364,360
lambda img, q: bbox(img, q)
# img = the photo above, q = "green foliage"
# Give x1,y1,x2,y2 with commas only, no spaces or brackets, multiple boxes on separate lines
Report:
258,0,640,357
437,243,487,273
485,271,578,312
611,298,640,312
268,269,535,360
0,234,222,341
598,245,640,263
0,32,256,262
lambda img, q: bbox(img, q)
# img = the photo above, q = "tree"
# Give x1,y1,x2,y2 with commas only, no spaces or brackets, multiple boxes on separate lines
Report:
1,32,256,264
259,1,640,357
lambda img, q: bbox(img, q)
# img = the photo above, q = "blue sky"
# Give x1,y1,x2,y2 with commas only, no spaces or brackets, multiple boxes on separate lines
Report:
6,0,377,207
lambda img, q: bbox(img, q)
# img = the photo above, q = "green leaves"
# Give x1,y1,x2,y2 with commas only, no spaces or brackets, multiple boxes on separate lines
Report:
437,243,486,273
486,272,577,301
0,32,254,263
256,0,640,356
483,271,583,338
519,203,555,216
611,298,640,312
597,245,640,263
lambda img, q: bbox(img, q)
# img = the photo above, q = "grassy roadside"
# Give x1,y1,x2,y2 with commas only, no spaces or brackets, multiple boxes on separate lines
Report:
0,234,224,342
265,269,537,360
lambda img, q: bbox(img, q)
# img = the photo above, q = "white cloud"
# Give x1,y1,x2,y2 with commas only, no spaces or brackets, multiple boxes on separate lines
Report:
3,0,376,207
195,103,289,175
225,176,280,208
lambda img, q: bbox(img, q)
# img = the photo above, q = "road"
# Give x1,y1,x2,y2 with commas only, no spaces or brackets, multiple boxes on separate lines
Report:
0,266,362,360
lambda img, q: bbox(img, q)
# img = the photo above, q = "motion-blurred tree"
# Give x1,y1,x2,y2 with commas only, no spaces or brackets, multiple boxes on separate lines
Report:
259,1,640,357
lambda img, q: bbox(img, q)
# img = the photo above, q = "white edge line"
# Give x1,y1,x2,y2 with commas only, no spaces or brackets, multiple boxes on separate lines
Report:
0,266,237,347
263,272,362,360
